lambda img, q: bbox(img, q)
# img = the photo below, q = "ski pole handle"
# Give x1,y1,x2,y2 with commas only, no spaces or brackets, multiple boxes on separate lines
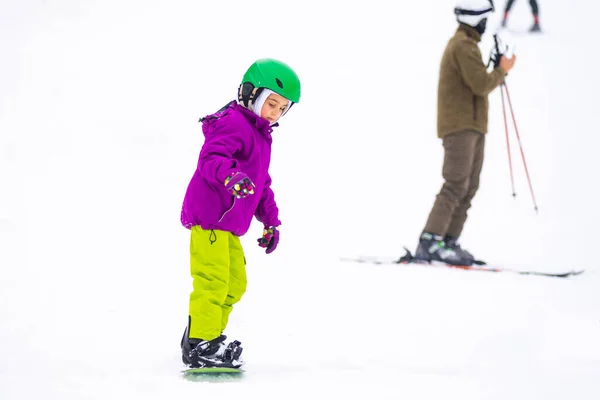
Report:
493,34,501,57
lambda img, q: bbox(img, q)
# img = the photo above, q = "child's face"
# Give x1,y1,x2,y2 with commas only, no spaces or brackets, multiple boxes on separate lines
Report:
260,93,290,124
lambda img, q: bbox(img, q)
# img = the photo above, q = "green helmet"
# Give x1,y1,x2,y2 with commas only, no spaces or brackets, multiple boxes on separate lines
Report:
239,58,301,106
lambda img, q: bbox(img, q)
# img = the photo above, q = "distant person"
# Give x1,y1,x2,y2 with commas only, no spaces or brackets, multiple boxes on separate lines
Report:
501,0,541,32
413,0,516,266
179,58,301,369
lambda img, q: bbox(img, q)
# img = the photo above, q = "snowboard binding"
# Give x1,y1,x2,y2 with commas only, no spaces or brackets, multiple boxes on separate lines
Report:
182,330,244,369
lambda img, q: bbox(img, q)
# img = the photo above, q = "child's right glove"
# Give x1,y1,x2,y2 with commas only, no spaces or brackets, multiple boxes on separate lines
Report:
224,172,255,198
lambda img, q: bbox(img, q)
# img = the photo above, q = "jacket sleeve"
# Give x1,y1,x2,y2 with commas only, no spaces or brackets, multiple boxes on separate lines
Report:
455,41,506,96
198,123,244,185
254,173,281,227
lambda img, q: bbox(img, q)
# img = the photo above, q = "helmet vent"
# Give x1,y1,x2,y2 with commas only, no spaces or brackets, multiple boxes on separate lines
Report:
276,78,284,89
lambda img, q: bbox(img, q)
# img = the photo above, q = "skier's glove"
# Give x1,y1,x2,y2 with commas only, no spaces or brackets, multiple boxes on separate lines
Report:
224,172,255,198
257,226,280,254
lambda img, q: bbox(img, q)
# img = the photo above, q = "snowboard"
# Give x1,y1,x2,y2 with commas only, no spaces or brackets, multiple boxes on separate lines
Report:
183,366,243,375
182,366,244,381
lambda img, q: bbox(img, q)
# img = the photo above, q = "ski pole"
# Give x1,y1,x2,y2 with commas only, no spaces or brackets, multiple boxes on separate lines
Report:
493,35,517,198
500,82,516,197
503,82,539,213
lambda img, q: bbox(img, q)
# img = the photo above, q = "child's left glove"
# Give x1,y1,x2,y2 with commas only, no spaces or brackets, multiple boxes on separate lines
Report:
257,226,280,254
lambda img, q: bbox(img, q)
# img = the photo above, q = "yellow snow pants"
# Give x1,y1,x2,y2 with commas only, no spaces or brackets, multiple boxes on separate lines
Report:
188,227,247,340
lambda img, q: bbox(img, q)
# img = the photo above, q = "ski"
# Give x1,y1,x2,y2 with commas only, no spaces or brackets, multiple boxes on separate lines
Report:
341,248,584,278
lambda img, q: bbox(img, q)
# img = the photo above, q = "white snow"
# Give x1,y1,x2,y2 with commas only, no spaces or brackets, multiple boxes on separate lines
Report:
1,0,599,399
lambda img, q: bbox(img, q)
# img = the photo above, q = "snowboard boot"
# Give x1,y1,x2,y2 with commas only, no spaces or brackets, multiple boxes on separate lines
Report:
444,235,477,265
181,328,243,368
414,232,474,266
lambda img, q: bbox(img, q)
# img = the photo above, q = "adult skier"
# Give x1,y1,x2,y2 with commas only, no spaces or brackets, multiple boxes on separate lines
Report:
413,0,516,266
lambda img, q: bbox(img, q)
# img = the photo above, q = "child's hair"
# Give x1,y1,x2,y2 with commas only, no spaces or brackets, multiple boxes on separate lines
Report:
237,59,301,112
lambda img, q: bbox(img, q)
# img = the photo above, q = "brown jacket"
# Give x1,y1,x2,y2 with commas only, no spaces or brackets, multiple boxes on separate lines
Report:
437,24,506,138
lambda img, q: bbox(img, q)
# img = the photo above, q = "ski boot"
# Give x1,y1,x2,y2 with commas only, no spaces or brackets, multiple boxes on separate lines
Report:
414,232,474,266
530,23,541,33
181,328,243,369
444,235,478,265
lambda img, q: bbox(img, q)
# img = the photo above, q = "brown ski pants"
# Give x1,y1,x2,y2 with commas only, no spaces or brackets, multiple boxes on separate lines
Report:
423,130,485,238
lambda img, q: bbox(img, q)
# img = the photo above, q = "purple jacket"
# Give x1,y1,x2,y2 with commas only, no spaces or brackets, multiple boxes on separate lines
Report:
180,101,281,236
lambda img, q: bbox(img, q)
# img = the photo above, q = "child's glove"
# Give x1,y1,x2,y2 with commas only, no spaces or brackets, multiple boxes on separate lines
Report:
257,226,280,254
224,172,255,198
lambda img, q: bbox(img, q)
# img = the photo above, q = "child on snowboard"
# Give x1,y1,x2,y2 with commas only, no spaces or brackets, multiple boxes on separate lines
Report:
179,58,301,369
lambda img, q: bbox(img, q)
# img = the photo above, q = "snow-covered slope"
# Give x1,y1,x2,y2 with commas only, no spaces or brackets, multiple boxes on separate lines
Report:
1,1,599,399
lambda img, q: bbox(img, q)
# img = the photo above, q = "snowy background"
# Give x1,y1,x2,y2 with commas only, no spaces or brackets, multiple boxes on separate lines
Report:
1,0,600,399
